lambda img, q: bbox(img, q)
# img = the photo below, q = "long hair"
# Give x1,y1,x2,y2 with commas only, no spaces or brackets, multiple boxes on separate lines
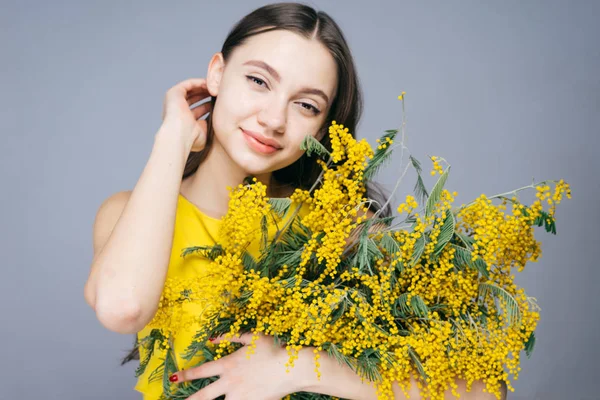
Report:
121,1,392,366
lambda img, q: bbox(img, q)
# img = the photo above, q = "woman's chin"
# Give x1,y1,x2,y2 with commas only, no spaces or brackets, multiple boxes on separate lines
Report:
231,152,277,176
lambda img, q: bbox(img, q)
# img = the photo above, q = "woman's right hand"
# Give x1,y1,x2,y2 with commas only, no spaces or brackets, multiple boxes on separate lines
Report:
160,78,213,152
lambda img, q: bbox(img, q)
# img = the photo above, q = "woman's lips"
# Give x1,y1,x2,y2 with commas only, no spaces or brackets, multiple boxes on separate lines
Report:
242,129,280,154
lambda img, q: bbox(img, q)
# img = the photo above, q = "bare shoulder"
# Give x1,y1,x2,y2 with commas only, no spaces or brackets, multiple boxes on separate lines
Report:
92,190,132,258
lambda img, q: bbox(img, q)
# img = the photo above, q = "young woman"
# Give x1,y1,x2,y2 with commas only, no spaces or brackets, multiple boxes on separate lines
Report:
84,3,506,399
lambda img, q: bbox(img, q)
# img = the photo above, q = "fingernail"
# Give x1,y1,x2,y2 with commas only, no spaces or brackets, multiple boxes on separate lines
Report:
169,374,178,382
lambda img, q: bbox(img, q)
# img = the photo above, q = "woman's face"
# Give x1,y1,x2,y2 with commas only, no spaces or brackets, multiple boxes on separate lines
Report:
206,29,338,178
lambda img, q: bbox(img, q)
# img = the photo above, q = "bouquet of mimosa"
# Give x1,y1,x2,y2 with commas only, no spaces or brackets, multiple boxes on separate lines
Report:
135,93,571,400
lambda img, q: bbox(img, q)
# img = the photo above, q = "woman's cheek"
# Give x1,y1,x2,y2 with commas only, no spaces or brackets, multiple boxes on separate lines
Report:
237,87,263,112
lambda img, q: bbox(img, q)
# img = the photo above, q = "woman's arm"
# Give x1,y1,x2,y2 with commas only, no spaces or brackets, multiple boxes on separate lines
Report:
84,124,192,334
231,206,505,399
294,208,508,399
296,346,507,399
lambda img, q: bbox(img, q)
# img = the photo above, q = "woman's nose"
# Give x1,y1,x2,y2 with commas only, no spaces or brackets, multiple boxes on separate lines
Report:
257,100,287,132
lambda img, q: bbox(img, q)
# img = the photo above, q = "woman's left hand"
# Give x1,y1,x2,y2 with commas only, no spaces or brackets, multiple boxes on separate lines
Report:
170,332,307,400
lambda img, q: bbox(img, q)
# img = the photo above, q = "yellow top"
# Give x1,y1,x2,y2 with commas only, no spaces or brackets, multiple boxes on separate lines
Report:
134,193,311,399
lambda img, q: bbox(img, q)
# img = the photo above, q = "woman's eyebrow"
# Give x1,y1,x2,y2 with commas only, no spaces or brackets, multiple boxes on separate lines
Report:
242,59,330,105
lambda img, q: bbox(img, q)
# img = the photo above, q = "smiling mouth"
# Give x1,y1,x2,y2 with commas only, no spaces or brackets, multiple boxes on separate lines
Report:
242,129,281,154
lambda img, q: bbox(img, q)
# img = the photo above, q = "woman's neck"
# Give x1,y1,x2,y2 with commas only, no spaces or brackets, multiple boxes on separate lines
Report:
180,140,293,220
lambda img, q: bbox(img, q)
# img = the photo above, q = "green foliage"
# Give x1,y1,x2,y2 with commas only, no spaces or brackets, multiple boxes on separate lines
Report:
147,360,164,384
353,221,384,274
300,135,330,158
524,331,536,358
324,342,358,373
356,348,384,383
180,244,224,260
409,155,430,206
241,250,258,273
258,215,312,278
378,233,400,254
393,293,429,318
134,329,165,378
141,117,568,400
267,197,293,219
260,214,269,255
431,209,456,260
450,243,490,279
409,234,426,267
478,283,521,327
328,296,350,325
455,231,475,249
522,207,557,234
161,343,180,397
425,167,450,219
363,129,399,181
408,346,429,381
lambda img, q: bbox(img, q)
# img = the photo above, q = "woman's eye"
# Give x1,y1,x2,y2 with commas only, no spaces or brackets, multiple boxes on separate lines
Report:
247,75,320,116
246,75,267,88
300,103,321,115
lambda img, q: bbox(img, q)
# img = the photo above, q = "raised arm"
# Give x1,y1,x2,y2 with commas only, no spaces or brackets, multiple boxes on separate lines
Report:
84,78,212,334
84,126,192,334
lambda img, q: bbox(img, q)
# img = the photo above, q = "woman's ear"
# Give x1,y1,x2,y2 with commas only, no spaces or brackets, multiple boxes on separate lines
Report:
206,52,225,97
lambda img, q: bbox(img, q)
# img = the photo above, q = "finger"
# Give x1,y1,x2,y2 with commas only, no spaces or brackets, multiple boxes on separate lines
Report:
172,360,224,383
179,78,209,97
185,85,211,100
192,102,212,119
179,78,208,91
168,78,208,99
186,94,206,106
187,378,227,400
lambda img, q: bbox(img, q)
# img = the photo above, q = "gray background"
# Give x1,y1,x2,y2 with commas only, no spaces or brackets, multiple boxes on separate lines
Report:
1,0,598,399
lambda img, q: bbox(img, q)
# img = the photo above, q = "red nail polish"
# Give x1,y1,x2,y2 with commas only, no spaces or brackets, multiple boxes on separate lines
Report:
169,374,178,382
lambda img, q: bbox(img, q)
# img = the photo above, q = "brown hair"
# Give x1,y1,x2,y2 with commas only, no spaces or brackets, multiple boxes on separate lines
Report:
121,1,392,366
